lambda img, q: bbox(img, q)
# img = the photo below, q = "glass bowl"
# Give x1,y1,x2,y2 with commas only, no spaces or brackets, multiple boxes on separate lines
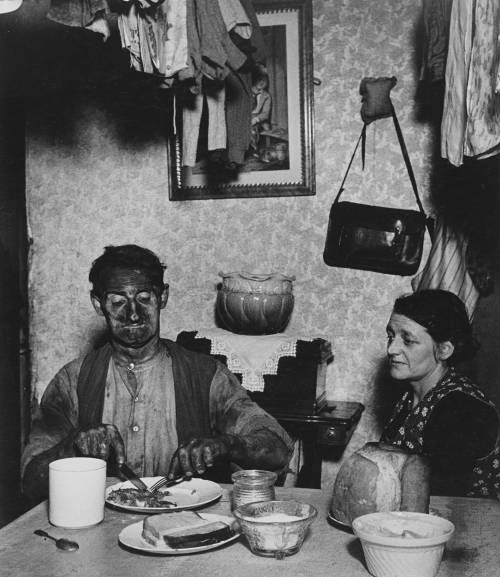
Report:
233,500,317,559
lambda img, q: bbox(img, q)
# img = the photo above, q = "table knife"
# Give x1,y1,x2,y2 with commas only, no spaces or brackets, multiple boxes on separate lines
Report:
119,463,151,493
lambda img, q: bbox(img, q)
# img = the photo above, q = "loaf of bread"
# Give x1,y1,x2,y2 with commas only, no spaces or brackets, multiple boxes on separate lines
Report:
330,442,430,526
142,511,233,548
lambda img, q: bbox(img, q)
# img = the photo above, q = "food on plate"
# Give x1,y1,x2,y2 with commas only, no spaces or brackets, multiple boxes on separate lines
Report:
330,442,431,525
142,511,235,548
107,488,177,508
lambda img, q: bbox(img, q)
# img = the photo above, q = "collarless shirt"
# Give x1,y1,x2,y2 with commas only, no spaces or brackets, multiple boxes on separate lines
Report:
102,347,178,476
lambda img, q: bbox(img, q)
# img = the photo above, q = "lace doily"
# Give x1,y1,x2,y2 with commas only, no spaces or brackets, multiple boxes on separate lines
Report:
194,328,327,392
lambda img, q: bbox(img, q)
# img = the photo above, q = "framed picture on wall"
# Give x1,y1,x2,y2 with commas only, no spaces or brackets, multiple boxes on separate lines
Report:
168,0,315,200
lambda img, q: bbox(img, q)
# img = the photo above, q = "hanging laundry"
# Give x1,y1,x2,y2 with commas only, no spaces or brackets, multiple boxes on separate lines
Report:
117,0,189,78
225,69,253,165
495,25,500,95
222,0,268,166
217,0,252,40
441,0,500,167
180,0,265,167
182,82,227,167
235,0,268,66
46,0,268,167
177,0,203,92
420,0,453,83
194,0,247,81
411,218,486,320
162,0,188,78
47,0,110,40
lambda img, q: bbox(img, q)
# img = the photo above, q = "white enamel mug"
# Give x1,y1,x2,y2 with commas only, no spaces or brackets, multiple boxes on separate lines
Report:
49,457,106,528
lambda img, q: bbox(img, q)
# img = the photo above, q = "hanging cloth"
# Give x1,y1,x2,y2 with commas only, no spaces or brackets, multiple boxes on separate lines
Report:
217,0,252,40
411,217,481,320
441,0,500,166
47,0,108,29
182,82,227,167
420,0,453,83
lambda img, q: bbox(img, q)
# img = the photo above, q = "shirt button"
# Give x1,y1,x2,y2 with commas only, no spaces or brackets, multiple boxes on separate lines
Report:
134,396,139,402
127,363,135,371
132,425,140,432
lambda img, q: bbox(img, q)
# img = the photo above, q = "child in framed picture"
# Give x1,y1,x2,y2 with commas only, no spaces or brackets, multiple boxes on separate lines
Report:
249,72,272,158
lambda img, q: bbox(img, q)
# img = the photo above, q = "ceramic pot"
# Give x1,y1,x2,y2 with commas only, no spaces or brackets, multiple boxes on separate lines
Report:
216,271,295,335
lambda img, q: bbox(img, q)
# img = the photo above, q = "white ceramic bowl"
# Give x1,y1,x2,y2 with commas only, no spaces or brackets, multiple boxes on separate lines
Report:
352,511,455,577
233,500,317,559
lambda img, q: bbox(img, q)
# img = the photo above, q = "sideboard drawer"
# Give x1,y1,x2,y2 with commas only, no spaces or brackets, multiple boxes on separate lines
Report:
317,424,348,446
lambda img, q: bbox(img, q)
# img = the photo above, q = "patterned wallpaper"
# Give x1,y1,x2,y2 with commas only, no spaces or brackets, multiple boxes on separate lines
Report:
26,0,432,489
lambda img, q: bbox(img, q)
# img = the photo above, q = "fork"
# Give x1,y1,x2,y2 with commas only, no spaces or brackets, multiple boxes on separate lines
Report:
149,475,190,494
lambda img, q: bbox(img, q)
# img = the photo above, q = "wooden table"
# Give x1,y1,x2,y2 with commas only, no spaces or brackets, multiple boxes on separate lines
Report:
0,486,498,577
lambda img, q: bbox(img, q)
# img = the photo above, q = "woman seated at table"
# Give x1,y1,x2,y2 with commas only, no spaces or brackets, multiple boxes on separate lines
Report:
381,289,500,497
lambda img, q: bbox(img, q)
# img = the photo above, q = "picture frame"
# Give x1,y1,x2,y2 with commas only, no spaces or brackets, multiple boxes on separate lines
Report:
168,0,315,200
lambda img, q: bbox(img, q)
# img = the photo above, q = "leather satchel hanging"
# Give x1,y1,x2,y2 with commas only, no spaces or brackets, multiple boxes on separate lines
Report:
323,103,433,276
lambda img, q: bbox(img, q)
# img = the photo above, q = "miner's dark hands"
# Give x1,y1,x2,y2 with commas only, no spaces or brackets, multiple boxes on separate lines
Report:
74,424,126,465
168,435,237,478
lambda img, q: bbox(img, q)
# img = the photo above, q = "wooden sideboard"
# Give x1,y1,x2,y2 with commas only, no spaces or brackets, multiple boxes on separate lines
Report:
176,331,364,489
272,401,365,488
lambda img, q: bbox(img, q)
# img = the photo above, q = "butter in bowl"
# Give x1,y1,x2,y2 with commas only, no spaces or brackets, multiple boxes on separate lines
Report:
352,511,455,577
233,500,317,559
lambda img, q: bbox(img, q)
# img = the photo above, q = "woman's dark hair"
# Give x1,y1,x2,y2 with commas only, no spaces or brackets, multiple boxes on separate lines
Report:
89,245,166,297
392,289,479,364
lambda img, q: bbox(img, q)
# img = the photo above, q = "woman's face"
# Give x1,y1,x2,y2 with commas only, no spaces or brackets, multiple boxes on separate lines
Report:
386,312,442,383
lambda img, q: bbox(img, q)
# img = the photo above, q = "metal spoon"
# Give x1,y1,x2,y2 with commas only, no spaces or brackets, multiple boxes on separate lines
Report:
34,529,79,552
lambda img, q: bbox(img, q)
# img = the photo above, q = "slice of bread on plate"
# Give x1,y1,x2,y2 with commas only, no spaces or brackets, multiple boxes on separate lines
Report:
142,511,234,548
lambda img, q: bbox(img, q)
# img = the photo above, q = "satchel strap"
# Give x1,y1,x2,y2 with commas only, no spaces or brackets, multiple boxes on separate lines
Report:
390,104,426,217
333,126,365,205
333,106,433,239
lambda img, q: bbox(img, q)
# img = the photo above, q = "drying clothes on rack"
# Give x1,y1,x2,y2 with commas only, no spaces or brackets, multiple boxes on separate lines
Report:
118,0,265,168
441,0,500,167
46,0,267,167
46,0,262,83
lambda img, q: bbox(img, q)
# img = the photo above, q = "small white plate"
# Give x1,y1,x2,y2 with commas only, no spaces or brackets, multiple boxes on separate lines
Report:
327,511,352,529
118,513,240,555
106,477,223,513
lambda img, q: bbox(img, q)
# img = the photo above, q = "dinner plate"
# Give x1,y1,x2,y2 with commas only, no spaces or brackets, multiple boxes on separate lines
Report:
105,477,223,513
327,511,352,530
118,513,240,555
